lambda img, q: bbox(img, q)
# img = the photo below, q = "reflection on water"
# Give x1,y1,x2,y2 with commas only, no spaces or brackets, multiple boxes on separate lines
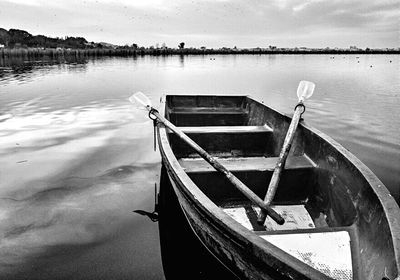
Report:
0,56,89,86
0,92,163,279
0,54,399,279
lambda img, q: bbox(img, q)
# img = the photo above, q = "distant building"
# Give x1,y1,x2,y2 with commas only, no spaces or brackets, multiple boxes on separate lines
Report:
349,46,359,50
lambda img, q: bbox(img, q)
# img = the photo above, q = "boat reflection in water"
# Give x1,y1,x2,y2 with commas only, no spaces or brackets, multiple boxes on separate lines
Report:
158,164,239,280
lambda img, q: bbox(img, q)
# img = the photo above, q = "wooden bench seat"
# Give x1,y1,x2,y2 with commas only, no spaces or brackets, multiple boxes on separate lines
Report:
170,107,247,114
176,125,273,134
169,125,274,157
178,155,315,173
168,107,249,126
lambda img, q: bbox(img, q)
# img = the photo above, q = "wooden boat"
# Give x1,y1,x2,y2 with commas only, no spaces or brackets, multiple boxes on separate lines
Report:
156,94,400,280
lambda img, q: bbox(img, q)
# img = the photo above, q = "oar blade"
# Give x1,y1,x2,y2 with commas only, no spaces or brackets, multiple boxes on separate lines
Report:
129,92,152,109
297,81,315,102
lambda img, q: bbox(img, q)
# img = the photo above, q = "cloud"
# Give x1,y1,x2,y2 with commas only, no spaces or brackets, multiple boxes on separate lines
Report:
0,0,398,48
2,0,42,6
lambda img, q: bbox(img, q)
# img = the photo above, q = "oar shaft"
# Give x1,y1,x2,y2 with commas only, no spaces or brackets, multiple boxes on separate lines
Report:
257,104,304,225
151,110,284,225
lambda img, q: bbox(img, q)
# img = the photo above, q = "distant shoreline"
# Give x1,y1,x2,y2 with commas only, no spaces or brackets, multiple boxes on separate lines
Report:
1,28,398,58
1,47,399,59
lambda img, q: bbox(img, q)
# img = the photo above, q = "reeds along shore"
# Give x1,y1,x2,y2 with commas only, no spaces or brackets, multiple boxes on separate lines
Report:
0,48,138,58
1,47,399,59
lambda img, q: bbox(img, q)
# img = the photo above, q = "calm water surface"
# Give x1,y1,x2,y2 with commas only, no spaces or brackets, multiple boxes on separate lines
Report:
0,54,399,279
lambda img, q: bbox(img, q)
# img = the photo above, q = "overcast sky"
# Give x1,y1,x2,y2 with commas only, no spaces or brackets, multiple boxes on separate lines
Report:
0,0,398,48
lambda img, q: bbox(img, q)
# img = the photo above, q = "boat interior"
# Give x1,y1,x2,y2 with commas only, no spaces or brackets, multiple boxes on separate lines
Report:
163,95,397,280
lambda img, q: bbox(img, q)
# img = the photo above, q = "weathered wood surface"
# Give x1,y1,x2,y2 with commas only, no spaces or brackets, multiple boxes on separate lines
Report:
171,107,246,114
179,155,315,173
257,104,304,224
169,129,273,158
157,94,400,280
158,139,332,280
152,109,284,224
177,125,273,134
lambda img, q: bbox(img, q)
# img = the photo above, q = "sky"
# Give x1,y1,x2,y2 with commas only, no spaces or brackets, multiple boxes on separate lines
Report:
0,0,398,48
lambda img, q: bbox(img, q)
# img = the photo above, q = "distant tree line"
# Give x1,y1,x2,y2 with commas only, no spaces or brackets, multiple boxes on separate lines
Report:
0,28,399,56
0,28,92,49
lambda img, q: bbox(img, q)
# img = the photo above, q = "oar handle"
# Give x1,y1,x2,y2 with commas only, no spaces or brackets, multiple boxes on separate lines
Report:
257,103,305,225
150,109,285,225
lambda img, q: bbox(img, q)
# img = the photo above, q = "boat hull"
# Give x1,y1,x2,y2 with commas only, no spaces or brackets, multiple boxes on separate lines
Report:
156,94,400,280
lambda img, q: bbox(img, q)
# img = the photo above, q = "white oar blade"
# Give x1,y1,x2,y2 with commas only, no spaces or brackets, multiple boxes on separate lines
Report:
129,92,152,109
297,81,315,102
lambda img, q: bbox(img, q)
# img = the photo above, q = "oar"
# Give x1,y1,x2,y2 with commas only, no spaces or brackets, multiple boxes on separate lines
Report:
257,81,315,225
129,92,285,225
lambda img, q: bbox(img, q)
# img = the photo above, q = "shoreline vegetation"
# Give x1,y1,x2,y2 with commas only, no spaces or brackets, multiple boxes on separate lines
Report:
1,47,399,59
0,28,399,59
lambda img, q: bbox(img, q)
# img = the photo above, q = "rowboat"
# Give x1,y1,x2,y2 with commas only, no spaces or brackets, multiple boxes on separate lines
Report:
150,94,400,280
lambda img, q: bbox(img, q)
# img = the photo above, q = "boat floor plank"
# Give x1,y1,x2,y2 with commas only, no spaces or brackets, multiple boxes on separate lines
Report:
179,155,316,173
261,231,353,280
222,204,315,232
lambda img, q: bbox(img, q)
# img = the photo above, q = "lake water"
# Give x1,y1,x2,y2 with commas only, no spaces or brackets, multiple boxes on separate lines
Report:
0,54,399,279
